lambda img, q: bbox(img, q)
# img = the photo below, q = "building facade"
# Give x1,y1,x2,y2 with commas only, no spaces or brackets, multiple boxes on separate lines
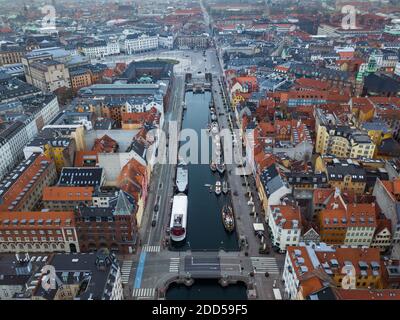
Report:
0,211,79,253
0,154,57,212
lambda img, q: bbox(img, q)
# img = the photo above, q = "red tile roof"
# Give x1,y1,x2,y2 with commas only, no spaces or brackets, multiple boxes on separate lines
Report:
0,155,54,211
43,186,94,201
92,134,118,153
295,78,330,91
270,205,302,229
336,289,400,300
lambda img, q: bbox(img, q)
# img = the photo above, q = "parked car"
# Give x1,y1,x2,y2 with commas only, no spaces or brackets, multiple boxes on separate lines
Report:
154,204,159,212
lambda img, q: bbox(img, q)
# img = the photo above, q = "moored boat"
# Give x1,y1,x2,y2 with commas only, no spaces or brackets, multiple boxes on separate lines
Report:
222,205,235,232
210,161,217,172
176,162,188,193
170,194,188,242
211,122,219,134
216,162,225,174
215,181,222,195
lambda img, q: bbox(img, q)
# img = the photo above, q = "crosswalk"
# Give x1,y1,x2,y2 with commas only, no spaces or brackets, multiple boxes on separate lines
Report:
121,260,133,284
250,257,280,274
132,288,156,298
169,257,180,273
142,245,160,253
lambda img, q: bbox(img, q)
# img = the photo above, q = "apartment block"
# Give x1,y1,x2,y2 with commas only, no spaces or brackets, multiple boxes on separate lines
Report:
283,244,383,299
267,204,302,252
0,154,57,212
0,211,78,253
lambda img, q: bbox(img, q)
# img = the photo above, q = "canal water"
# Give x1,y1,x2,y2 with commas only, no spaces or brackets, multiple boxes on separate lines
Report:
172,91,239,251
166,279,247,300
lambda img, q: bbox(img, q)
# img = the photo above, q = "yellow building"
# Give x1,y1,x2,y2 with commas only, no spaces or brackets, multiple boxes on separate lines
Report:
315,108,375,159
44,139,76,173
316,125,375,159
361,121,392,147
71,126,86,151
350,97,375,125
316,157,367,195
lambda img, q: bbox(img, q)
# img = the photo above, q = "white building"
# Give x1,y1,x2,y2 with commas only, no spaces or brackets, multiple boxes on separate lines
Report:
282,243,335,300
123,34,159,55
395,61,400,76
0,95,59,179
371,222,392,252
267,204,302,252
81,40,120,59
158,34,174,49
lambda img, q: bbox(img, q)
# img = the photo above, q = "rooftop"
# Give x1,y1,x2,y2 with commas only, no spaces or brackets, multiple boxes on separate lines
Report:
58,167,104,187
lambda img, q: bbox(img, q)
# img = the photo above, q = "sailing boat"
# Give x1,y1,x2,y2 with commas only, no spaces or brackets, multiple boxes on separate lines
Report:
222,205,235,232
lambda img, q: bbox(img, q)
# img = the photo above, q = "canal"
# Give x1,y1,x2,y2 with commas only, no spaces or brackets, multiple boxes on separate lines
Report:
167,90,245,299
166,279,247,300
172,91,239,251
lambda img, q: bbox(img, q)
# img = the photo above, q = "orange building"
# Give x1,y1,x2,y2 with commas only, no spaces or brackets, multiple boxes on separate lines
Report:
70,69,92,92
319,208,348,244
0,154,57,212
42,186,94,211
319,202,377,246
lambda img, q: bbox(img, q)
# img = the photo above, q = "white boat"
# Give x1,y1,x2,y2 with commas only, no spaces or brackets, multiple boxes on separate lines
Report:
211,122,219,134
176,163,188,193
216,160,225,174
170,194,188,242
182,102,187,110
215,181,222,195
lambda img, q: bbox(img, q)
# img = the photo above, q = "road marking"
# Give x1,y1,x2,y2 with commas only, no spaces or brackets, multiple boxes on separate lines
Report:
121,260,133,284
169,257,180,273
132,288,156,298
142,245,161,253
133,251,146,289
250,257,280,274
220,263,242,270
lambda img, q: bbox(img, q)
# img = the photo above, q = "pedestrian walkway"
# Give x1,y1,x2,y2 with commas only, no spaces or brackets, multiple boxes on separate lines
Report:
250,257,280,274
132,288,156,298
142,245,161,253
169,257,180,273
121,260,133,284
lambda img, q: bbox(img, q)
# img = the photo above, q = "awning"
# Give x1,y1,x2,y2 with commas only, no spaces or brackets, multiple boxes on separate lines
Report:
253,223,265,232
